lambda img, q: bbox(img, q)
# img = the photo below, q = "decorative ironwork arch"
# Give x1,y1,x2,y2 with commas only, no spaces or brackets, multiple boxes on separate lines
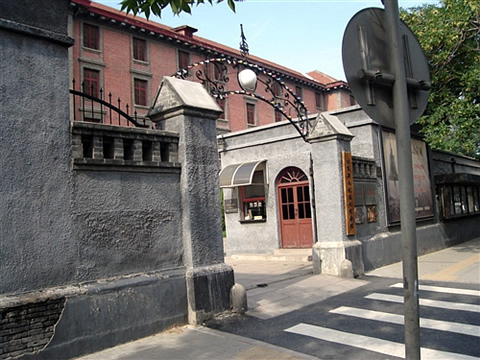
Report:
173,57,317,141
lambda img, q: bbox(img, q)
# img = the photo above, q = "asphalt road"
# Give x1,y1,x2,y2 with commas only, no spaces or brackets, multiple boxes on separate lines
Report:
76,239,479,360
206,275,480,360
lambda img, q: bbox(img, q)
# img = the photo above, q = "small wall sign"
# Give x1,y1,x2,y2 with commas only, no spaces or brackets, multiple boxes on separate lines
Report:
342,152,356,235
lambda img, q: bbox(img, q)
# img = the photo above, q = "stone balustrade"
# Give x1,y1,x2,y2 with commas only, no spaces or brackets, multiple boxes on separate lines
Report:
71,121,180,173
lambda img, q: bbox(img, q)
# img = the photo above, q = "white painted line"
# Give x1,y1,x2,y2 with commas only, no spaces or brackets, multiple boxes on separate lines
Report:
390,283,480,297
330,306,480,337
365,293,480,313
285,323,478,360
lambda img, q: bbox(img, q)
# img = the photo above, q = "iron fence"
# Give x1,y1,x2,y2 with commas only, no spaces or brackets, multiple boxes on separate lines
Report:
69,79,148,128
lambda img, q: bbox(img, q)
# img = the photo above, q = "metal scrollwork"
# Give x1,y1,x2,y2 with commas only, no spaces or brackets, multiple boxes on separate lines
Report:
172,25,314,141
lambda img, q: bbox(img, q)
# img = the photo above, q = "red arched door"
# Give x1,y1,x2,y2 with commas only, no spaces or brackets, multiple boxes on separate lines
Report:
277,168,313,248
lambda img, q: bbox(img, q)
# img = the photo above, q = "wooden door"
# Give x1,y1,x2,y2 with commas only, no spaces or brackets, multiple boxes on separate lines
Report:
278,168,313,248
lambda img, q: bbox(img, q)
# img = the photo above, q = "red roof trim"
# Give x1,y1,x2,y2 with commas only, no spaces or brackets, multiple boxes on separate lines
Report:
71,0,349,90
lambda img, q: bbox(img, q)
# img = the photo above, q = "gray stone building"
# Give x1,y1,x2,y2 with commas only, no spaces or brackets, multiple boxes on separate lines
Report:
219,105,480,276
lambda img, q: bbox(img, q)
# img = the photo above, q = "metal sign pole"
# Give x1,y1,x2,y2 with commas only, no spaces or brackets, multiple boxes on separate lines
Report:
383,1,421,358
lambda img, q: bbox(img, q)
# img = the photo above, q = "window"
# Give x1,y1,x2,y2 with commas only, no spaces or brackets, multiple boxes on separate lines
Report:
246,103,256,125
274,109,283,122
436,173,480,219
439,184,480,219
133,38,147,62
134,78,148,106
83,68,100,97
350,95,356,106
219,161,267,222
240,171,266,221
83,23,99,50
315,92,324,111
210,62,225,82
216,98,226,120
272,82,282,98
178,50,190,73
295,86,303,100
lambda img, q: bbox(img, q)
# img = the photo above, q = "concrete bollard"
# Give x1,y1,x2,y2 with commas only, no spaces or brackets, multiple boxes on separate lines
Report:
312,243,322,274
340,259,354,278
230,283,247,314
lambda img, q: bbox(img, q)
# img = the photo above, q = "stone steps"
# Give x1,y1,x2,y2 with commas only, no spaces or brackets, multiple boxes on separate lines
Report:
229,248,312,262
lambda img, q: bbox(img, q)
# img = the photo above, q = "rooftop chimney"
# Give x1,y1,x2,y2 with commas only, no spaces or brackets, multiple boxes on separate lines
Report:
173,25,198,38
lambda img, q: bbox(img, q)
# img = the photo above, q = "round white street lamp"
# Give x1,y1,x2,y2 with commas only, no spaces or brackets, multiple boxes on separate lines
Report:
238,68,257,93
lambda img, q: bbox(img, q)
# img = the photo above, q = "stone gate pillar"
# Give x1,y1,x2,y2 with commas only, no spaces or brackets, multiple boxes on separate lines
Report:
308,113,364,277
148,77,234,324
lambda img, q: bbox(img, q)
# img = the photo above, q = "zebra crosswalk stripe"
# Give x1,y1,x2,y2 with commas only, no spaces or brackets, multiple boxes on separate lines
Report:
390,283,480,297
330,306,480,337
285,323,478,360
365,293,480,313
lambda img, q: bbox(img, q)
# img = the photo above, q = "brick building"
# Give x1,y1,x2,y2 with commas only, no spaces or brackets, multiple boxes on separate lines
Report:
69,0,355,133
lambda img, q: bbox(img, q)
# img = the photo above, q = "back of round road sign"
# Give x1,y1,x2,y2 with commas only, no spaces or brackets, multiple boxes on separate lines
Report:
342,7,431,128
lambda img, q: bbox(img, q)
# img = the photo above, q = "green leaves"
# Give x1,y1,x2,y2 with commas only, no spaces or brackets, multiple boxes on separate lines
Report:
119,0,238,19
401,0,480,158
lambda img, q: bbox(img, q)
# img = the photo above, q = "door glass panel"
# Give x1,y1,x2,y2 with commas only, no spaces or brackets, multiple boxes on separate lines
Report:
287,187,294,202
296,185,311,219
298,203,305,218
288,204,295,219
297,186,303,202
304,186,310,201
306,203,311,218
281,187,296,220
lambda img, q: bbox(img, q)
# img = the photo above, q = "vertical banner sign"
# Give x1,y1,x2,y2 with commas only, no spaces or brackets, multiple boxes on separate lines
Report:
342,152,356,235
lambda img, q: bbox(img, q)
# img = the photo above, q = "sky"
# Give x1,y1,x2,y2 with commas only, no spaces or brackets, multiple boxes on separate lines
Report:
95,0,439,81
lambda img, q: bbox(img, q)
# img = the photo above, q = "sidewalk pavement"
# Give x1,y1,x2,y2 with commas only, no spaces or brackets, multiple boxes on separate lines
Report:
75,237,479,360
367,237,480,284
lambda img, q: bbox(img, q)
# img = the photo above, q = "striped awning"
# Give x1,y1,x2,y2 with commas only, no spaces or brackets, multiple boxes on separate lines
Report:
219,161,266,188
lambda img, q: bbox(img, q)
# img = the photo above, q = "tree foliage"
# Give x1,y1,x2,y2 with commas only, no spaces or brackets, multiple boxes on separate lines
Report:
400,0,480,158
120,0,239,19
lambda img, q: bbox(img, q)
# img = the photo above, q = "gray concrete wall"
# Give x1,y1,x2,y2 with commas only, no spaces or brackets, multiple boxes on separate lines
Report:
0,22,184,294
18,269,188,360
1,4,232,359
431,150,480,176
361,219,479,271
0,0,74,294
71,170,183,280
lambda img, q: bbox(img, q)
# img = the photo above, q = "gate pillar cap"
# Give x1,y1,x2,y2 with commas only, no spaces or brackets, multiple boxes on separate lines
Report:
307,112,354,142
148,76,222,119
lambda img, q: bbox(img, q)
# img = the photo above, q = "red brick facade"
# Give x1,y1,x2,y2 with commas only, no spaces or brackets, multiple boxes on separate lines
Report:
70,0,354,132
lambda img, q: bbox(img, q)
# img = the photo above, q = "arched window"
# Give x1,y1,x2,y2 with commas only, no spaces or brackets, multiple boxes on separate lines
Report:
279,168,308,183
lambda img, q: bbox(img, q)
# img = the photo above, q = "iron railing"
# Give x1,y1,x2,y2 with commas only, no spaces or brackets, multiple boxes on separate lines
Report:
70,79,148,128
